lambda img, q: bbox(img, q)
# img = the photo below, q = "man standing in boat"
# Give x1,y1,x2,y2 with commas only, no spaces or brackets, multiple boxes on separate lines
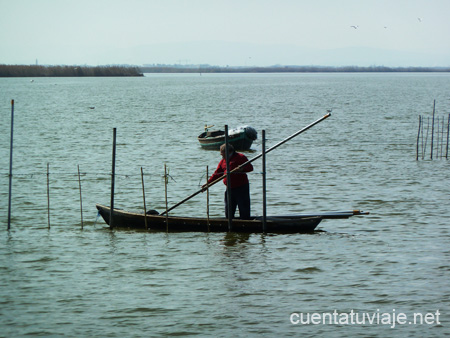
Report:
203,144,253,220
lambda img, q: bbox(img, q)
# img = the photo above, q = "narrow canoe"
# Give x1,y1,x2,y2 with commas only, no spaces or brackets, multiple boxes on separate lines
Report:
96,204,322,233
96,204,369,233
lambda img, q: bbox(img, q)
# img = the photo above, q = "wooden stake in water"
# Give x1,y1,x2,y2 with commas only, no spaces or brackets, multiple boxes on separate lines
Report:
262,130,267,232
416,115,421,161
423,117,429,160
431,100,435,160
7,100,14,230
419,115,422,159
437,116,440,159
78,165,84,229
441,118,445,159
206,165,210,232
446,113,449,159
421,116,425,159
441,117,445,158
47,163,50,229
141,167,148,230
164,164,169,232
224,125,232,232
110,128,117,229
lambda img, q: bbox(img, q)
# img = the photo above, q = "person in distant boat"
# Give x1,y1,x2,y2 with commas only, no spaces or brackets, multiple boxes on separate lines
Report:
202,144,253,220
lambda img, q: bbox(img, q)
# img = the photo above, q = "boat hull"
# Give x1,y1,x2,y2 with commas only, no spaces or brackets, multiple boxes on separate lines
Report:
198,126,257,150
96,204,322,233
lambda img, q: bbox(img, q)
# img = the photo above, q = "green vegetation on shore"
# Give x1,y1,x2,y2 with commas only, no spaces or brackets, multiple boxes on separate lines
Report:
0,65,143,77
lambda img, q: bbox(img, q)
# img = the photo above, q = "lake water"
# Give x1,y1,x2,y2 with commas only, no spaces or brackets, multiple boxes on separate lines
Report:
0,73,449,337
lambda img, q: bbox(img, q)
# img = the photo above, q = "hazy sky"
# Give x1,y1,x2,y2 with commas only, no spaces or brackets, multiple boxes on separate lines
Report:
1,0,449,66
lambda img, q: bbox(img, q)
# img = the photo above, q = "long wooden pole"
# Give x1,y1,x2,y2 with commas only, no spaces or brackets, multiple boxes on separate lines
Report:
224,125,232,231
7,100,14,230
262,130,267,232
160,112,331,216
110,128,116,229
141,167,148,230
78,165,84,229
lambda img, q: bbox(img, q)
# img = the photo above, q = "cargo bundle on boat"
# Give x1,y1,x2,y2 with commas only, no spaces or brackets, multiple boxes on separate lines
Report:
198,125,257,150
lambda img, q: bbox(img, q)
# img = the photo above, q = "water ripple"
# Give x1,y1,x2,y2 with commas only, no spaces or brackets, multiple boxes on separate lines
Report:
0,74,449,337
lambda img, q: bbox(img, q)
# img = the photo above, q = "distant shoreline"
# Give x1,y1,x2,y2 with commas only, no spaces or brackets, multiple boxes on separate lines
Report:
0,65,144,77
1,64,449,77
141,65,450,73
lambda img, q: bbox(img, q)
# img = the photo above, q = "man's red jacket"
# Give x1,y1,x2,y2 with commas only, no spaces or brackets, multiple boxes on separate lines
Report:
208,152,253,188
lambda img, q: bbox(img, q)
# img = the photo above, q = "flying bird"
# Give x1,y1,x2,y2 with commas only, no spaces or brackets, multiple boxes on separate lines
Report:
417,17,422,22
350,25,359,29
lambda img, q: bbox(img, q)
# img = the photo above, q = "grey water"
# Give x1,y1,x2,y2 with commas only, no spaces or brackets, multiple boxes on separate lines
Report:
0,73,449,337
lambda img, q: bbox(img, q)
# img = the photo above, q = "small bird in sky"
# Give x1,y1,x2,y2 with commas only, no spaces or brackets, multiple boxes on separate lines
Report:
417,17,422,22
350,25,359,29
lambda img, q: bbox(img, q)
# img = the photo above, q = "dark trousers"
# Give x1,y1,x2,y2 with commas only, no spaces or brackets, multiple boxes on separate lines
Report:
224,183,251,220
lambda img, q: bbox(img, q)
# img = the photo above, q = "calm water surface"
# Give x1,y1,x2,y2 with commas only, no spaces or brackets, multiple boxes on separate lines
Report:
0,73,449,337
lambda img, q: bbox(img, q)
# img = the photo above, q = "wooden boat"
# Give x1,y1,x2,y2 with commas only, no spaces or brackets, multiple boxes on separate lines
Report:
198,125,257,150
97,114,370,233
96,204,368,233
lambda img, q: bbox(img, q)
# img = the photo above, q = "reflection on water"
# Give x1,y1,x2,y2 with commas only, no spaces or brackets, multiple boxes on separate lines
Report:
221,232,252,246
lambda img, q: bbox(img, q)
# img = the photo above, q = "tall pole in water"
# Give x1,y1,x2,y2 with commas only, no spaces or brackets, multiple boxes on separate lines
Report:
262,130,267,232
78,165,84,229
47,163,50,228
7,100,14,230
446,113,449,159
416,115,421,161
206,165,210,231
224,125,232,231
141,167,148,230
431,100,435,160
110,128,117,229
164,164,169,232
